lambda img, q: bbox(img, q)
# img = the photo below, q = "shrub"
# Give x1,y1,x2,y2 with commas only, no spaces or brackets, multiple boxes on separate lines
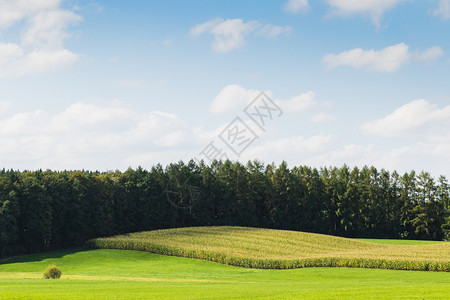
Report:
43,265,62,279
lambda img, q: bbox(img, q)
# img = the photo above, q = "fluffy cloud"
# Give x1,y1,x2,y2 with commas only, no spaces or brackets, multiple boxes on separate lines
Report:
0,86,334,170
434,0,450,19
190,18,291,53
283,0,310,14
361,99,450,137
323,43,410,72
2,98,449,178
210,84,260,113
0,0,81,77
21,9,81,49
0,0,60,28
322,43,443,72
325,0,403,28
190,18,258,53
335,142,450,178
0,101,195,170
209,19,259,53
209,85,327,114
1,49,79,77
242,134,450,178
0,43,23,64
277,91,327,113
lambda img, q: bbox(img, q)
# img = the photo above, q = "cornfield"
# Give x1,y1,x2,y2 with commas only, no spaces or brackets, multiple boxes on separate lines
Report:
85,226,450,272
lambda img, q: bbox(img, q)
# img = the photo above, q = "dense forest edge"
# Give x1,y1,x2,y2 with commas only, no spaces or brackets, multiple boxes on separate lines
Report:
1,160,449,258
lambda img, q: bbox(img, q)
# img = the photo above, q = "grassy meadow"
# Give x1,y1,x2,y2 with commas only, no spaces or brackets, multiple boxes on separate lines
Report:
86,226,450,271
1,248,450,299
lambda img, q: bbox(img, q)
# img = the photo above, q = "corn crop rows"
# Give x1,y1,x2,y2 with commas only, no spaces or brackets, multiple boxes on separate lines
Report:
85,227,450,272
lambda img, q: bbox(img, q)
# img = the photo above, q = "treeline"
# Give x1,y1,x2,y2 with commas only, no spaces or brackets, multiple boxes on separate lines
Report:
0,160,449,258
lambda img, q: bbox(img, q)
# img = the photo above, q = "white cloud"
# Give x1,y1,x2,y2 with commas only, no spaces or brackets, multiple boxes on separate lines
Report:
271,139,449,179
210,85,327,115
155,131,187,147
323,43,409,72
0,101,12,115
0,0,61,28
283,0,310,14
333,142,450,178
191,18,258,53
277,91,325,113
210,84,261,113
190,18,290,53
325,0,403,28
209,19,259,53
2,98,449,178
243,134,336,161
416,46,444,61
2,49,79,77
21,9,81,49
190,18,222,36
310,112,337,123
434,0,450,19
0,101,196,170
123,149,195,168
242,134,450,178
309,143,376,167
361,99,450,137
0,43,23,64
0,0,81,77
323,43,443,72
46,102,135,133
256,24,292,38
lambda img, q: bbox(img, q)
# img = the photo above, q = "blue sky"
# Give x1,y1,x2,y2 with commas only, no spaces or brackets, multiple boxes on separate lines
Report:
0,0,450,178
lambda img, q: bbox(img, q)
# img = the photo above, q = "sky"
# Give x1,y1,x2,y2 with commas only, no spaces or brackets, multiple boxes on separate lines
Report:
0,0,450,178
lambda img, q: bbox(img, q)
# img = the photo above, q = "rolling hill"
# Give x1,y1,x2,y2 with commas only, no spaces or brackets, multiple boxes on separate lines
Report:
86,226,450,271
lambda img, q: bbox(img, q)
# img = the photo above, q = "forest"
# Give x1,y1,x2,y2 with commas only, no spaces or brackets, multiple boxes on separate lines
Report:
0,160,449,258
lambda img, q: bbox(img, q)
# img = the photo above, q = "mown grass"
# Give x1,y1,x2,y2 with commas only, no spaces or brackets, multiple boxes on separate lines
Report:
86,226,450,271
1,248,450,299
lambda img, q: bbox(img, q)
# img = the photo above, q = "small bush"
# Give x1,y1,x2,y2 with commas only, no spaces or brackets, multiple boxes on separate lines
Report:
43,265,62,279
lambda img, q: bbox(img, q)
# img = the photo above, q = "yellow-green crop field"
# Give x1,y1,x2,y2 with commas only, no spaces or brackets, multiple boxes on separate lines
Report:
86,226,450,271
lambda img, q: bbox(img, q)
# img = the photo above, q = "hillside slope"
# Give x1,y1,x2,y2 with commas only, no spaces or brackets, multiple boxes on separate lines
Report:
2,248,450,299
86,226,450,271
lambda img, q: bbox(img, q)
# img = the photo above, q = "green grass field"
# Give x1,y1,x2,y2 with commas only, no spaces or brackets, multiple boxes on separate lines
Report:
86,226,450,271
1,248,450,299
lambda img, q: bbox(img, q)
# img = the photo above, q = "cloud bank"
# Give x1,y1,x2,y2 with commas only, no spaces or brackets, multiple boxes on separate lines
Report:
0,0,81,77
323,43,443,72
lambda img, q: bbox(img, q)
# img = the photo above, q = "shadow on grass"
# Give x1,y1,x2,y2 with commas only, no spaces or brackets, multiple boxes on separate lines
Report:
0,247,90,265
